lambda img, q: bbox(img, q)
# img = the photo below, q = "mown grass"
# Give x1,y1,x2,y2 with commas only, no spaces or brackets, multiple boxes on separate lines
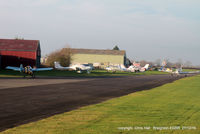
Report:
1,75,200,134
0,69,22,77
0,69,168,77
182,69,199,72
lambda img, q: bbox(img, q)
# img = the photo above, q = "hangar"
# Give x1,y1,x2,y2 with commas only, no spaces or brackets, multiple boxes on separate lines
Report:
71,48,129,67
0,54,1,68
0,39,41,68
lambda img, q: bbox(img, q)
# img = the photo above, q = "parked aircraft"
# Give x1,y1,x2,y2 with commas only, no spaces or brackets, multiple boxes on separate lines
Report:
171,66,200,76
140,64,150,72
54,61,92,73
159,68,173,73
159,60,168,72
105,64,150,73
105,65,125,72
127,64,149,72
6,64,53,78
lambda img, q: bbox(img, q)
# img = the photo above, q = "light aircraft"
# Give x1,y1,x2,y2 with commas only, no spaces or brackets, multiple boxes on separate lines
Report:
54,61,92,73
139,64,150,72
105,64,150,73
105,65,125,72
158,60,168,72
127,64,149,72
159,68,173,73
171,66,200,76
6,64,53,78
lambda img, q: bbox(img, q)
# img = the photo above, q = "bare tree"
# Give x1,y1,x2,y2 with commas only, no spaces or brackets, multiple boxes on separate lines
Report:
139,60,153,67
184,61,192,67
154,59,161,67
140,60,147,67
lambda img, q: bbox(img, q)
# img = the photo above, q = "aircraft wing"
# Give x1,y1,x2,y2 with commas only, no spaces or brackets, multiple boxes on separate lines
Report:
6,66,21,71
32,68,53,71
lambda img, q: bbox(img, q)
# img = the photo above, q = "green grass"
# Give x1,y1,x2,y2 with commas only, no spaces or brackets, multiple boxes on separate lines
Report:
182,69,200,72
0,70,22,77
0,69,168,77
2,75,200,134
35,70,168,77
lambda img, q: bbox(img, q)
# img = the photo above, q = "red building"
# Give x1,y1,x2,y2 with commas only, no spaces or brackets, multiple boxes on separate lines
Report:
0,39,41,68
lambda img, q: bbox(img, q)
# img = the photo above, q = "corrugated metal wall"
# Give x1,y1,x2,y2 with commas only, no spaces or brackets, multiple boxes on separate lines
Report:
0,54,1,69
0,50,40,68
71,54,124,65
0,51,36,68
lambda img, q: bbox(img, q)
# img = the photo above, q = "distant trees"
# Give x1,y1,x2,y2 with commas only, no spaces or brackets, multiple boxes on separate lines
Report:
113,45,119,50
184,61,192,67
174,59,183,68
15,37,24,40
139,60,154,67
154,59,161,67
140,60,149,67
46,47,71,67
134,58,195,68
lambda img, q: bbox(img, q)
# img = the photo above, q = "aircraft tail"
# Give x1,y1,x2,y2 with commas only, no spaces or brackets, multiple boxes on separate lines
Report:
144,64,149,70
180,65,183,72
54,61,62,68
20,64,23,72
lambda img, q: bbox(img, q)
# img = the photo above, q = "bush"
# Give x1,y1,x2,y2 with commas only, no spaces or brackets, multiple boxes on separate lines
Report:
46,47,71,67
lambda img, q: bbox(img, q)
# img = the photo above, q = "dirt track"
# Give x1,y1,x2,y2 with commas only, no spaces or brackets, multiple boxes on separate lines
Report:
0,75,186,132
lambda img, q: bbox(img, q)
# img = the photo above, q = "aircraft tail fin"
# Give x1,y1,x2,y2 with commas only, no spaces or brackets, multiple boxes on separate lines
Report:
144,64,149,70
180,65,183,72
20,64,23,72
54,61,62,68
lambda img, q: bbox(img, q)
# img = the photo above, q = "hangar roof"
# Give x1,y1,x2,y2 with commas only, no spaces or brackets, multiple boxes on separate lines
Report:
0,39,39,52
71,48,126,55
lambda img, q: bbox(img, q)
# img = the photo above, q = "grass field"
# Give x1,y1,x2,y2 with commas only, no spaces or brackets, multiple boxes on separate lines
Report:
0,69,168,77
1,75,200,134
182,69,199,72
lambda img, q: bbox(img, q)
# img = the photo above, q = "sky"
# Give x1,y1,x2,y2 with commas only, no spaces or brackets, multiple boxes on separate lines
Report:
0,0,200,65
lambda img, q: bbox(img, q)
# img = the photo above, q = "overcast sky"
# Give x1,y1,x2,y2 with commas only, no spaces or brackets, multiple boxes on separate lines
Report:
0,0,200,65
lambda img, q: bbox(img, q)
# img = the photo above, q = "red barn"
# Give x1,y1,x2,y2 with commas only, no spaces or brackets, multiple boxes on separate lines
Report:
0,39,41,68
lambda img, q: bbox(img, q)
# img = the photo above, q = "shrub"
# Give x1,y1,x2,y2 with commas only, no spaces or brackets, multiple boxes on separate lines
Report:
46,47,71,67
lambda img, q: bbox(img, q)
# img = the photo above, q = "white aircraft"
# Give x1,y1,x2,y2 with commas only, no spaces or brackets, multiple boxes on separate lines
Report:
105,65,125,72
140,64,150,72
54,61,92,73
171,66,200,76
105,64,150,73
127,64,150,72
6,64,53,78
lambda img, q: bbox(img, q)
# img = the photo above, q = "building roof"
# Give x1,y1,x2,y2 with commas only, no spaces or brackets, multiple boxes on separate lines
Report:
71,48,126,55
0,39,39,52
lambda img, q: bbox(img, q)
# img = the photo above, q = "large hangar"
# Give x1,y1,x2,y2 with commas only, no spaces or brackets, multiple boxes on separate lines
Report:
71,48,129,67
0,39,41,68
